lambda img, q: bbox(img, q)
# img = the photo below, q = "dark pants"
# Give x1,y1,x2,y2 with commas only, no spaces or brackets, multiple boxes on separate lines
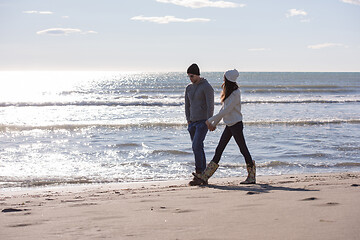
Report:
212,121,253,167
188,120,208,173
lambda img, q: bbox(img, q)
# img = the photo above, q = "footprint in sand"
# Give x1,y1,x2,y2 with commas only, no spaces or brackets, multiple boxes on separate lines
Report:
247,191,260,195
8,223,33,228
150,206,194,214
319,219,335,223
174,209,194,213
326,202,339,206
2,208,30,213
301,197,318,201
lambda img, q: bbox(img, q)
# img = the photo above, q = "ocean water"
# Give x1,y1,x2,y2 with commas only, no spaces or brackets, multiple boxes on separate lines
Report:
0,71,359,188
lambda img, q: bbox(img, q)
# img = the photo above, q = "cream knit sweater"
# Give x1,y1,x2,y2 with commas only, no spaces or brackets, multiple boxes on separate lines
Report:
207,89,243,127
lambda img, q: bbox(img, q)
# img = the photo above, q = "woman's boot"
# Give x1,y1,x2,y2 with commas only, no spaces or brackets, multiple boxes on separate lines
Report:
192,161,219,185
240,160,256,184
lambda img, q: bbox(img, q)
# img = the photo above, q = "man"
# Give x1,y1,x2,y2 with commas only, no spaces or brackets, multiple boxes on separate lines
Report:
185,63,214,186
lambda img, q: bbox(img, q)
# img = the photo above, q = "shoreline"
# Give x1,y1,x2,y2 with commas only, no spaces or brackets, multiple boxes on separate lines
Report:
2,170,359,194
1,172,360,239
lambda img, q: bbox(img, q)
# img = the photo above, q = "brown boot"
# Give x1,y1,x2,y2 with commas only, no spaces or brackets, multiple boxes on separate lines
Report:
240,161,256,184
188,176,205,186
192,161,219,184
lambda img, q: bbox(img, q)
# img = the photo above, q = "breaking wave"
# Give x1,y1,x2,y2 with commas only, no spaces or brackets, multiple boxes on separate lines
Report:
1,119,359,132
0,99,359,108
221,161,360,169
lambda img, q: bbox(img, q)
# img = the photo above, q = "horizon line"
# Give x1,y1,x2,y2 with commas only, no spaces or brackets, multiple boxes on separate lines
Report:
0,70,359,73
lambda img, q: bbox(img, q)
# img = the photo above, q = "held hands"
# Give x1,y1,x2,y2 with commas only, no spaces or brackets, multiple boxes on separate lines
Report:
206,120,216,131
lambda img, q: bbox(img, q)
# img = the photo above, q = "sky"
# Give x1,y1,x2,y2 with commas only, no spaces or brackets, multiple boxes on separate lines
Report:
0,0,359,72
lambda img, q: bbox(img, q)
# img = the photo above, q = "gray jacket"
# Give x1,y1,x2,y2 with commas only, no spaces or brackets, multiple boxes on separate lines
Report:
185,78,214,122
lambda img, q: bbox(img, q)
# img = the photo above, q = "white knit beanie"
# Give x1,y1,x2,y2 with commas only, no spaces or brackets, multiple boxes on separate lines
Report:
224,69,239,82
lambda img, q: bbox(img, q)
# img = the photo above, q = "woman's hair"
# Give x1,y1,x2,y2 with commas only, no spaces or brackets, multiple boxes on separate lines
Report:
220,77,239,103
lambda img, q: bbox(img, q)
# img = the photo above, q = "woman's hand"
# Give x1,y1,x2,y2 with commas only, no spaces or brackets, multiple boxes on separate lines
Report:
206,120,216,131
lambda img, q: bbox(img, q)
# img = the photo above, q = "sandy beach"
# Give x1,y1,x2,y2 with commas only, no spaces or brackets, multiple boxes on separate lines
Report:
1,172,360,240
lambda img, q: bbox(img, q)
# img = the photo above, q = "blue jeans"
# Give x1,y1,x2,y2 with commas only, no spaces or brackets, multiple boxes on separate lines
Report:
188,120,208,173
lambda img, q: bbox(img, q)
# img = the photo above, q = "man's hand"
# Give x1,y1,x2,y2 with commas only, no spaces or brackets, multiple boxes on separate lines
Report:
206,120,216,131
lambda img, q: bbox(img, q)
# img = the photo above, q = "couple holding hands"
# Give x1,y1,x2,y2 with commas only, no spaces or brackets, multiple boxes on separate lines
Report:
185,63,256,186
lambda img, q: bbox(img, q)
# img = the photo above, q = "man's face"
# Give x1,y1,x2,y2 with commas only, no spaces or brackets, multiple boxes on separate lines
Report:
188,74,200,84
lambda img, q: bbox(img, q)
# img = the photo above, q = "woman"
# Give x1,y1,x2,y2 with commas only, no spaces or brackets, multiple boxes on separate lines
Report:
192,69,256,185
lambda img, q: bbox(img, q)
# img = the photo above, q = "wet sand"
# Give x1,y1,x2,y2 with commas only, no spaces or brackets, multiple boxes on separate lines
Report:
1,172,360,240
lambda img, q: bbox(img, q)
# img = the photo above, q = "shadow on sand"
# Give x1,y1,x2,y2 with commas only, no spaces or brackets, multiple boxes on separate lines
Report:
204,184,318,194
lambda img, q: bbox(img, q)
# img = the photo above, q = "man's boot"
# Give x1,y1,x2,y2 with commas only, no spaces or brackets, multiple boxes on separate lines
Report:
189,176,204,186
189,169,205,186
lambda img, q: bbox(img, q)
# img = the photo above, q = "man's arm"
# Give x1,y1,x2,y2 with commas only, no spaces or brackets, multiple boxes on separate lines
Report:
185,88,191,123
205,84,214,119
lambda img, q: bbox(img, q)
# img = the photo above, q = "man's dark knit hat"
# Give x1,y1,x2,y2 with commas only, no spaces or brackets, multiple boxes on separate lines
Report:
187,63,200,76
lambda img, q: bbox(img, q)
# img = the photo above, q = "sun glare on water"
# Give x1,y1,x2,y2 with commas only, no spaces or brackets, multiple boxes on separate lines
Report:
1,71,103,101
0,71,133,127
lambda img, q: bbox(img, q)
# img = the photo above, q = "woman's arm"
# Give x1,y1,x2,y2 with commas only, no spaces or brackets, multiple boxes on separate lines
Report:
207,90,239,127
